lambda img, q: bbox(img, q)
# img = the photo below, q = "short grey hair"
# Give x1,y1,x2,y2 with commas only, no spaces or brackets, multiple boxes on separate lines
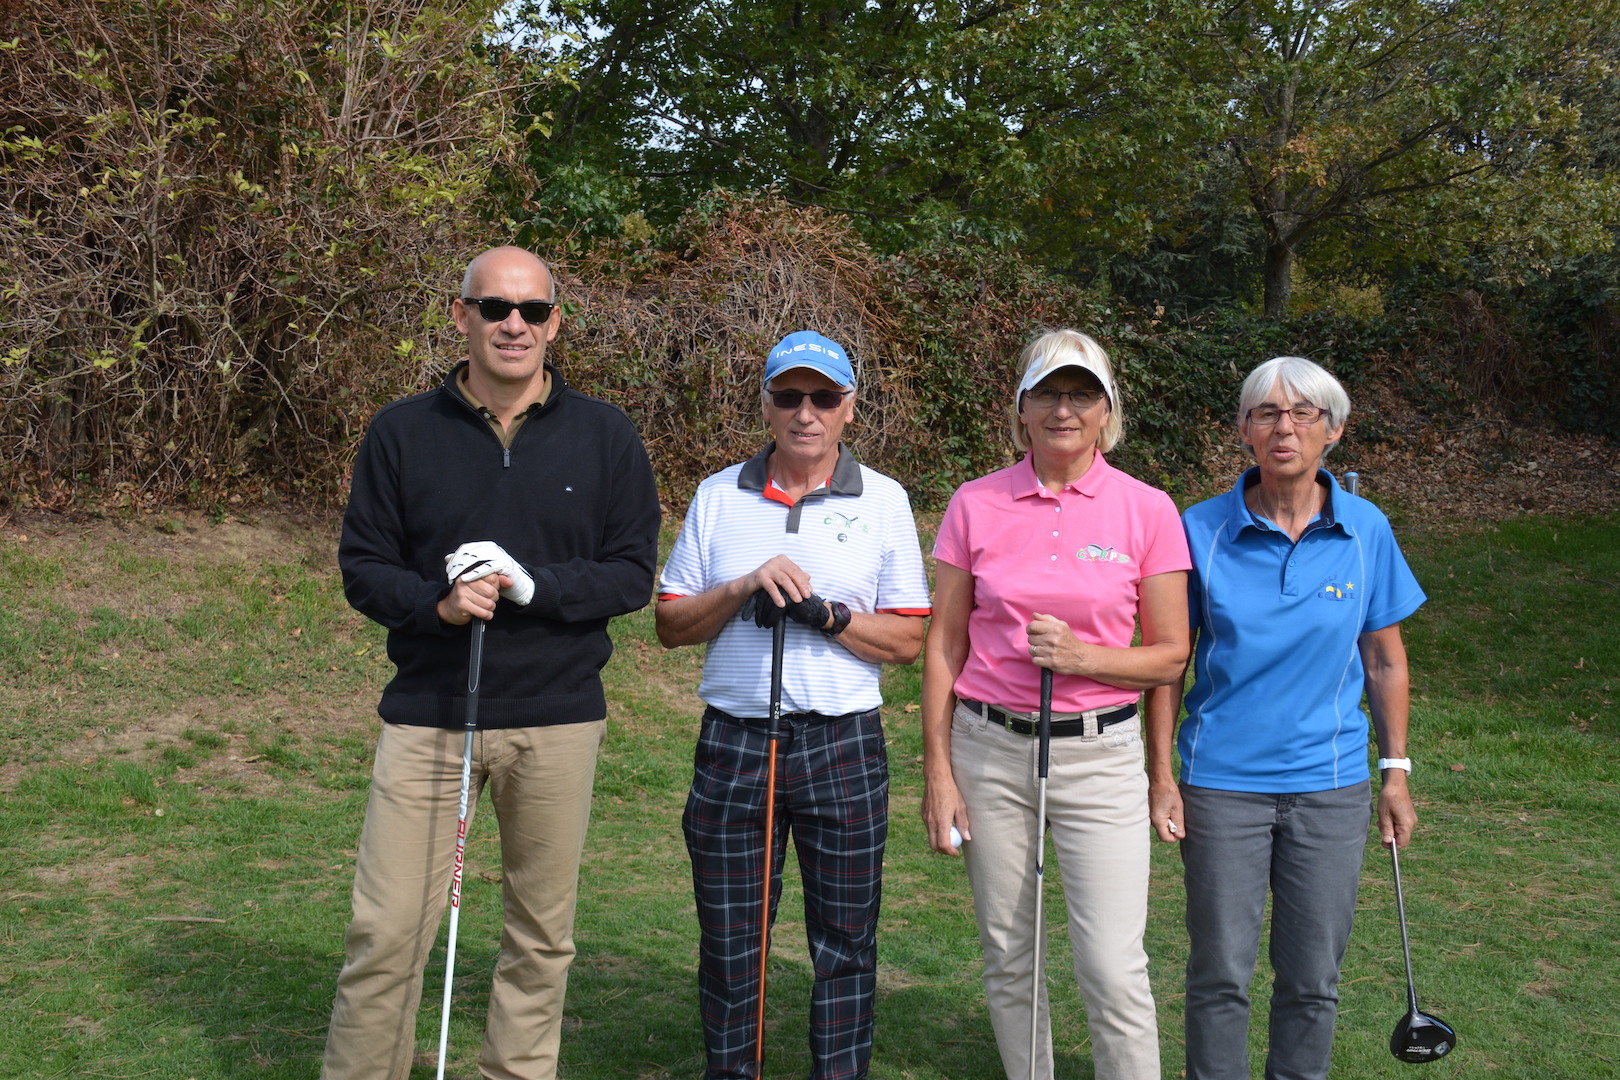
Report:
1237,356,1351,460
1009,329,1125,454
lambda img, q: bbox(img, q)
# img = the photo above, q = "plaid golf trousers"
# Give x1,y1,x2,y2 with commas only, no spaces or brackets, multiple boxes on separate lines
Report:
682,704,889,1080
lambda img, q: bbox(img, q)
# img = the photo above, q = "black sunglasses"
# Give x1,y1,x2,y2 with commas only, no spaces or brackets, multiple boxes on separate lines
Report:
767,388,852,410
461,296,557,325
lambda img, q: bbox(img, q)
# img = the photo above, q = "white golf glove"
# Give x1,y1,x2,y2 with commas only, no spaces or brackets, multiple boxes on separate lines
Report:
444,541,535,607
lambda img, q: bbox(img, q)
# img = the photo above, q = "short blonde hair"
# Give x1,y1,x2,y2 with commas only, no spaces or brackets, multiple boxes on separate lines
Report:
1009,329,1124,453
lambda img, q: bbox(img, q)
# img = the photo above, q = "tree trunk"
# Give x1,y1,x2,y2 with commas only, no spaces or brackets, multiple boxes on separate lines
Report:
1262,239,1293,319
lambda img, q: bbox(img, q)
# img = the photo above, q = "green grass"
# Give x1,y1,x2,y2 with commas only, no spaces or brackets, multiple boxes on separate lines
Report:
1,512,1617,1078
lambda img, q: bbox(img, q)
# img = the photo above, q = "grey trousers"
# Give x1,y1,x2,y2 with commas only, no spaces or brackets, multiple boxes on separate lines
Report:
1179,781,1370,1080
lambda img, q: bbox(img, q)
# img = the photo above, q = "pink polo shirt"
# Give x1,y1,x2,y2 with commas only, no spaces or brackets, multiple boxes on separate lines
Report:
933,453,1191,714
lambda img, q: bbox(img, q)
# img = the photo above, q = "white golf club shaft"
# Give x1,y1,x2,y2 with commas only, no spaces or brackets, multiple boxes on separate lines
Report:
438,619,484,1080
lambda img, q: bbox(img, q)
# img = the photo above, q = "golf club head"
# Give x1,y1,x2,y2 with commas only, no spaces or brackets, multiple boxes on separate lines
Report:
1390,1008,1456,1064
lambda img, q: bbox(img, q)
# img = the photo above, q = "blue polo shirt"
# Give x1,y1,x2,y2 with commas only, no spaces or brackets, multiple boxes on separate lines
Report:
1178,468,1426,793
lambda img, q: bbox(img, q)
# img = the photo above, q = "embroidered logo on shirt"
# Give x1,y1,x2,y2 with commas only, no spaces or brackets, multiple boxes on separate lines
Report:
1317,578,1355,600
822,512,872,538
1076,544,1131,565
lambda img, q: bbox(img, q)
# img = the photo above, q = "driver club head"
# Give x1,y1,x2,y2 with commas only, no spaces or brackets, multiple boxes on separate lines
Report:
1390,1008,1456,1063
1388,843,1457,1064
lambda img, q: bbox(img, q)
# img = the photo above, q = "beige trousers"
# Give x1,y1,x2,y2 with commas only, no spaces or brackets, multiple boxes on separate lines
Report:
322,719,605,1080
951,701,1160,1080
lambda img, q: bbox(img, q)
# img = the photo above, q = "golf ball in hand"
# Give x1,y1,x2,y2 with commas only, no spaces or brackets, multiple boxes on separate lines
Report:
949,825,963,848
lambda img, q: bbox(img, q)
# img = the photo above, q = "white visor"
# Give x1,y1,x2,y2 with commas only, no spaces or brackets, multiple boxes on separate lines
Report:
1017,348,1116,405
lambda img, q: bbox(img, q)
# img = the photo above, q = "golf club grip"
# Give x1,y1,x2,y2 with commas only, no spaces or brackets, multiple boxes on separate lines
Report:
465,620,485,731
768,618,786,735
1037,668,1053,778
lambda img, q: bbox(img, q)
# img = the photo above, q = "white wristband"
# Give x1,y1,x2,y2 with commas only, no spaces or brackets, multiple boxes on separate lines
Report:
1377,757,1412,773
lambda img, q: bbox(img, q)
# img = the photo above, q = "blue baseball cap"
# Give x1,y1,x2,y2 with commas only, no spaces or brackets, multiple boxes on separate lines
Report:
764,331,855,388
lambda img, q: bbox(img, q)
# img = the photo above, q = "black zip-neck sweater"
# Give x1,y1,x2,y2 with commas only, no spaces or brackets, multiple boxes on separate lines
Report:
339,362,660,728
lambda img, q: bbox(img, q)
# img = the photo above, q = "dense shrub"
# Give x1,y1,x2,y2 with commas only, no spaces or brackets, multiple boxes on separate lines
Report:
1405,272,1620,441
0,0,532,509
555,193,1240,511
8,107,1606,515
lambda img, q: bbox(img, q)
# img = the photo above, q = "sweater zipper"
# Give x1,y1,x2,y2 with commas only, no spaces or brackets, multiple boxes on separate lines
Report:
504,447,510,469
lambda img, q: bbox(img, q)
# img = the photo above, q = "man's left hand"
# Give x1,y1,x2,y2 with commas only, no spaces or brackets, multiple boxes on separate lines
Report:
740,589,831,630
446,541,535,606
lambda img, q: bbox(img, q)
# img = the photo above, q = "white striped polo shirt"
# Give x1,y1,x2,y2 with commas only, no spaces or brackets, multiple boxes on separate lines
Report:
659,443,932,717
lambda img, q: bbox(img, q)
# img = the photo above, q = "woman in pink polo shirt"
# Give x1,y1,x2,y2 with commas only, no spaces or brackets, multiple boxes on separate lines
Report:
921,328,1191,1080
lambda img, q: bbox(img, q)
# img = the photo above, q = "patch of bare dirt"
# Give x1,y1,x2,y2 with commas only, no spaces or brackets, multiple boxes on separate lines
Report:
2,506,338,569
27,853,147,899
0,508,381,790
6,692,378,797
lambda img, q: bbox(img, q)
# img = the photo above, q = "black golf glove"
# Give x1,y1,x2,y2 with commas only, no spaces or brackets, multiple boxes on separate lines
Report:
739,589,831,630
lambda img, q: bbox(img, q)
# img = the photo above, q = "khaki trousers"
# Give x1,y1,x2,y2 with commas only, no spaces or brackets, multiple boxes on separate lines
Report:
323,719,605,1080
951,701,1160,1080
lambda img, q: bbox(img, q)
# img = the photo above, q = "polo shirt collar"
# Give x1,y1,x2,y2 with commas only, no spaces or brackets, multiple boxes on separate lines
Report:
1225,466,1348,540
1011,451,1111,500
737,442,863,496
444,360,563,416
738,442,862,534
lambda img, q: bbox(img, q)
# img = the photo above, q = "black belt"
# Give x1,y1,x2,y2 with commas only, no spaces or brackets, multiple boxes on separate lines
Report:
707,705,876,726
960,699,1136,738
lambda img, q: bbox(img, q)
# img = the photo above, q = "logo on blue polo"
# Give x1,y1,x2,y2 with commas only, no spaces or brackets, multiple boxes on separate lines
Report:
1077,544,1131,565
1317,577,1356,600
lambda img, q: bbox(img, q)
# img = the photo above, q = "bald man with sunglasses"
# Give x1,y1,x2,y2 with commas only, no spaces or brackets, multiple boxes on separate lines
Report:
324,246,660,1080
656,331,932,1080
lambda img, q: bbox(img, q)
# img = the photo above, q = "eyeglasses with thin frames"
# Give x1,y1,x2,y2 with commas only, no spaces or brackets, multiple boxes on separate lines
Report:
767,388,852,410
461,297,557,325
1023,387,1105,409
1246,405,1328,427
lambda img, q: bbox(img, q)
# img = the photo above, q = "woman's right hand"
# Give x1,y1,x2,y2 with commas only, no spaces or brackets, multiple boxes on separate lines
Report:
922,775,971,856
1150,777,1185,843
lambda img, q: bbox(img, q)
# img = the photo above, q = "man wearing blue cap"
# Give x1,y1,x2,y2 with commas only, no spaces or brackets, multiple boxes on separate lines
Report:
657,331,932,1080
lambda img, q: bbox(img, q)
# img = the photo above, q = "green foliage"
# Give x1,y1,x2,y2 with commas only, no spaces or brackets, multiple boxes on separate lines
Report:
517,0,1620,324
1142,0,1620,316
519,0,1205,260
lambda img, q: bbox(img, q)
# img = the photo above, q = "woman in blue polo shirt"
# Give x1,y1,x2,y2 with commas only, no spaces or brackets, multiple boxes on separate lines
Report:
1144,355,1427,1080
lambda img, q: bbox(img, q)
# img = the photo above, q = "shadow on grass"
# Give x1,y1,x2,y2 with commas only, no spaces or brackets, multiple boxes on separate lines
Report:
128,921,334,1077
121,922,1002,1079
565,950,1010,1080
